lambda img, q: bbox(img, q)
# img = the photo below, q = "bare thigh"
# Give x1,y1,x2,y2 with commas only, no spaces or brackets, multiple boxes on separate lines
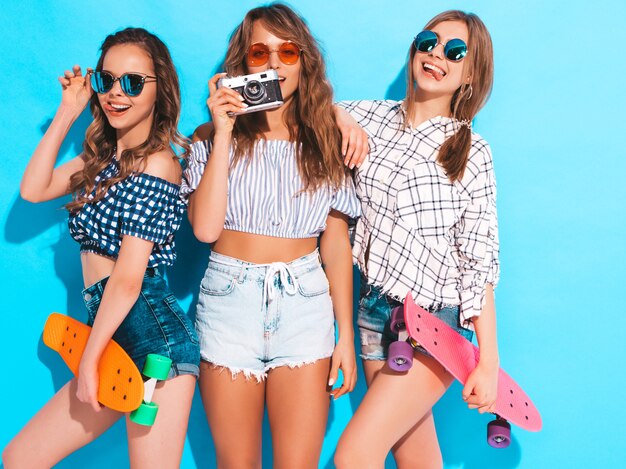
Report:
2,379,121,468
127,374,196,469
198,362,265,469
362,360,444,469
335,354,453,468
266,358,331,469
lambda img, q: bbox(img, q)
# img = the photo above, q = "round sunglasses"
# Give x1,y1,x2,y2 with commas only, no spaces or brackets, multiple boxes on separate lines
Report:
89,71,157,97
413,30,467,62
246,41,302,67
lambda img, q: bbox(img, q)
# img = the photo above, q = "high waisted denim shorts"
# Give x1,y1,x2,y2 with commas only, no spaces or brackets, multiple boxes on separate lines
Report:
82,269,200,379
358,279,473,361
195,250,335,381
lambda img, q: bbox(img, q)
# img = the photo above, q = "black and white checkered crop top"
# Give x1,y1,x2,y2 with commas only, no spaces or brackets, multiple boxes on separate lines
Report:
68,157,185,267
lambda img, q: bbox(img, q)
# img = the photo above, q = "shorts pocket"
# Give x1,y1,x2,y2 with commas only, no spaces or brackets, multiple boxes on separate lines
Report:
297,266,330,298
163,294,199,345
200,267,237,296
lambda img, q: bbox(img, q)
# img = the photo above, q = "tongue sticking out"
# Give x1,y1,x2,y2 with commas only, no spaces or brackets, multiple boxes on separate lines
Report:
423,64,445,81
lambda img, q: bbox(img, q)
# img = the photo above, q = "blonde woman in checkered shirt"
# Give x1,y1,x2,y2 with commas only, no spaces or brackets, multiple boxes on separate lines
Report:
335,11,500,467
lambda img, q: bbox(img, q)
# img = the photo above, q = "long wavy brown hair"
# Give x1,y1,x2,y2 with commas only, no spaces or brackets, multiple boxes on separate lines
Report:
405,10,494,182
221,3,346,191
66,27,189,212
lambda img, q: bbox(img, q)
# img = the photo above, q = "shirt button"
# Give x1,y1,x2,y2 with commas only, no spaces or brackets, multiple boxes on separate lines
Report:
84,293,92,301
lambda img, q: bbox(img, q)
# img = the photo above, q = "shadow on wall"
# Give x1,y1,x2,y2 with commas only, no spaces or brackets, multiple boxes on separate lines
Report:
436,382,523,468
385,65,408,101
3,109,134,469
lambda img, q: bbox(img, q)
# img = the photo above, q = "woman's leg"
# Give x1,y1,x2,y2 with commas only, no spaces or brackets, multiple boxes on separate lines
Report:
199,362,266,469
362,360,444,469
126,374,196,469
266,358,332,469
335,354,453,469
2,379,121,468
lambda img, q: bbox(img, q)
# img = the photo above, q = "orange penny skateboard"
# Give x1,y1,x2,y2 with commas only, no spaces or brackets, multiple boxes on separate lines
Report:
43,313,172,425
388,294,542,448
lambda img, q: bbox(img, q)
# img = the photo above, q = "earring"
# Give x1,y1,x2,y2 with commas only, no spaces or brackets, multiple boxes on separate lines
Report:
463,83,473,100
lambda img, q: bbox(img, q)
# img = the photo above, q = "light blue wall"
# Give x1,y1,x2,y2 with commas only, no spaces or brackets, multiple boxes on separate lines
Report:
1,1,624,468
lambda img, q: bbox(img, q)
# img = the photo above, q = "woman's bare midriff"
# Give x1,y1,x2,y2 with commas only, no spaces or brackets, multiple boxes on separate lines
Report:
80,252,116,288
213,230,318,264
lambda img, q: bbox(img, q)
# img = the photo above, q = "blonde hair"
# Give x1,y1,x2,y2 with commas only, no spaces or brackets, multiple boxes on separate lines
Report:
405,10,494,182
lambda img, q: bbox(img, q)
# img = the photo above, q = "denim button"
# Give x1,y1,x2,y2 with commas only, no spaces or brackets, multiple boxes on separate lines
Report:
84,293,92,301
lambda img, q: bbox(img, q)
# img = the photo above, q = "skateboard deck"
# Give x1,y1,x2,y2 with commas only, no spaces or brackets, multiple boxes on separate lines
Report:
401,294,542,432
43,313,144,412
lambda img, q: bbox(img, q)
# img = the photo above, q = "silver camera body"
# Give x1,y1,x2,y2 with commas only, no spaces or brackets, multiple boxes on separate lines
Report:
217,70,284,115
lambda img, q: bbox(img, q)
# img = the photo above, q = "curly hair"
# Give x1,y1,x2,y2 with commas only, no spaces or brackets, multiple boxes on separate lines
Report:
221,2,346,191
66,27,189,212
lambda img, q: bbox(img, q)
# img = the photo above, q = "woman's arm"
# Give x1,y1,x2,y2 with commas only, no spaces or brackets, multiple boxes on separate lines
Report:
334,106,368,169
187,73,246,243
462,284,499,413
21,65,90,202
76,153,180,411
77,235,153,411
320,209,357,398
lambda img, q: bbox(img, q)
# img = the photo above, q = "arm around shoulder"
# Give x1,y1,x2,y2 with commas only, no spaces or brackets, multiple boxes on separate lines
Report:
192,122,214,143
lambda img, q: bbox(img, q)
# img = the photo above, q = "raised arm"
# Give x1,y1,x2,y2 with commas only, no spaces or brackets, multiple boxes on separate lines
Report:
334,106,368,169
20,65,91,202
187,73,246,243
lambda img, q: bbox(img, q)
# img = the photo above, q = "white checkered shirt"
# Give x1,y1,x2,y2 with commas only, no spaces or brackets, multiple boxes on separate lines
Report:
340,100,500,327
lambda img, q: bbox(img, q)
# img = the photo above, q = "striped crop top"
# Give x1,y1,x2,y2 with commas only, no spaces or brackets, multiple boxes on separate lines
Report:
180,139,361,238
68,157,185,267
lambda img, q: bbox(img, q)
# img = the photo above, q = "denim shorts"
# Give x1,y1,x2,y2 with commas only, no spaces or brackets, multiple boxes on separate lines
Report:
358,280,473,360
82,269,200,379
195,250,335,381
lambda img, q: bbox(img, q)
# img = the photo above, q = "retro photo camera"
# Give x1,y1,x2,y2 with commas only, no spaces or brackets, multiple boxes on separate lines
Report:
217,70,284,115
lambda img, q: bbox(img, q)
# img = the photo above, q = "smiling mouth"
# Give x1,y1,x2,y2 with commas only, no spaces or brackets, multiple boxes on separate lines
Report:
105,102,131,115
423,62,446,80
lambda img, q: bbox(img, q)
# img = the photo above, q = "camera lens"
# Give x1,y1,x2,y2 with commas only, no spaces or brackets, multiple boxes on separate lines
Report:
242,80,267,105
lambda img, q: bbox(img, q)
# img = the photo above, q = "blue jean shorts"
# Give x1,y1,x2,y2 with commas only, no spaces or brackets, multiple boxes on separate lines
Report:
358,279,473,360
195,250,335,381
82,268,200,379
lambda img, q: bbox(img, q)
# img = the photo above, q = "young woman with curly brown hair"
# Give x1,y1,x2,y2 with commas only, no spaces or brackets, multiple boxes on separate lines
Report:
3,28,199,468
182,3,366,467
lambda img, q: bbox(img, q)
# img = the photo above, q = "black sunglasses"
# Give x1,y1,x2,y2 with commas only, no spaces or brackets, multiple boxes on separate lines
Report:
89,71,157,97
413,30,467,62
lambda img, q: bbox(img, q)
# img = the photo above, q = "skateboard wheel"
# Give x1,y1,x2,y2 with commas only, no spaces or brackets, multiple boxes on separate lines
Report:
487,418,511,448
388,340,413,372
390,306,405,334
142,354,172,380
130,401,159,426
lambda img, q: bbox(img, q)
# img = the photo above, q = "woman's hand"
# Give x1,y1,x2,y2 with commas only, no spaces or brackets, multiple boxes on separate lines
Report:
328,336,357,399
462,360,499,414
77,354,102,412
335,106,368,169
207,73,248,136
58,65,92,117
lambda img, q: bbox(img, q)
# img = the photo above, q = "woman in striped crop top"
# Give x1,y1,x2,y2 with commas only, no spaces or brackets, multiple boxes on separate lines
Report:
4,29,199,468
181,4,366,467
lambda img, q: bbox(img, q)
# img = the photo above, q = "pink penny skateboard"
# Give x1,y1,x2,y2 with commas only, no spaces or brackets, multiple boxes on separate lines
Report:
387,294,542,448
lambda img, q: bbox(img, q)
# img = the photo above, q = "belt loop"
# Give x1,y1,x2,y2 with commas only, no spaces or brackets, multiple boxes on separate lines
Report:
237,265,246,283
